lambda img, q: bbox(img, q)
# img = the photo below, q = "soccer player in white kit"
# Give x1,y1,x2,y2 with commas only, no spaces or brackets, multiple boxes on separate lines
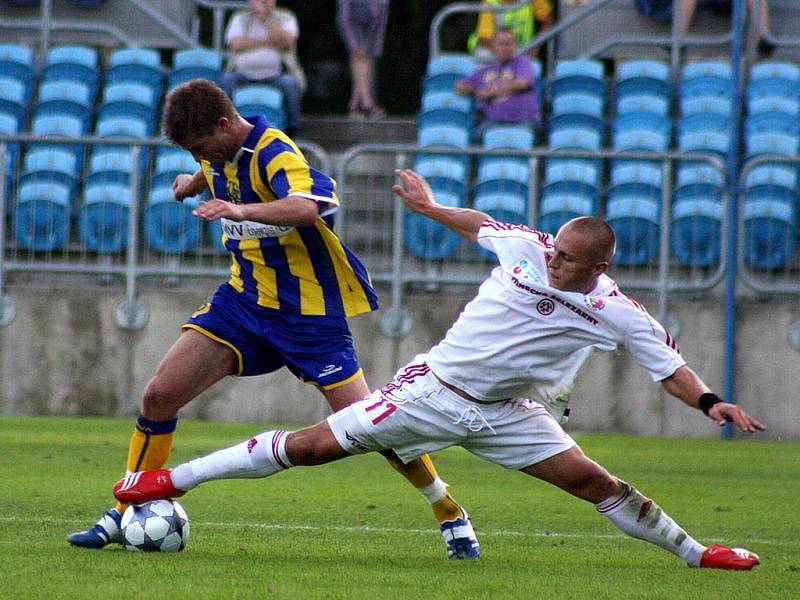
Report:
115,170,766,569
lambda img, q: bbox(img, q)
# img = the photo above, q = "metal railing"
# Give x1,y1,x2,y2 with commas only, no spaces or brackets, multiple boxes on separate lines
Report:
336,143,728,333
0,134,330,329
737,155,800,294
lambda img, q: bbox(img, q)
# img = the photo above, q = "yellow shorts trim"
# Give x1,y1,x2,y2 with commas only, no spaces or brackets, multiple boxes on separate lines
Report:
181,324,245,376
319,367,364,391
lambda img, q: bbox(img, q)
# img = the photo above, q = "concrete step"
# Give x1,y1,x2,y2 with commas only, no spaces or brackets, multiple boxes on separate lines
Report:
298,114,417,153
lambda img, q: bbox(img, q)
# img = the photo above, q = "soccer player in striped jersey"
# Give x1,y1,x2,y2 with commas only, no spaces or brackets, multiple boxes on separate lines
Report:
116,169,765,568
69,83,478,559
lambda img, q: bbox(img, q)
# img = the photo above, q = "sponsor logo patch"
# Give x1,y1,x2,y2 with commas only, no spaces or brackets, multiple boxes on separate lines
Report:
318,364,343,378
584,296,606,311
247,437,258,453
536,298,555,315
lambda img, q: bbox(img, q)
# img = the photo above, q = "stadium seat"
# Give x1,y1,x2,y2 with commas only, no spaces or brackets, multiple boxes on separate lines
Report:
538,188,595,235
41,45,99,94
19,147,80,202
0,76,27,125
680,94,732,118
681,61,731,99
616,59,671,100
0,43,35,94
232,85,285,129
105,47,164,97
551,59,606,99
79,183,132,253
404,190,462,260
744,111,800,137
423,53,476,93
474,189,527,230
606,192,661,266
14,180,72,251
678,129,730,159
98,81,159,132
745,131,800,159
549,113,604,138
548,126,602,152
413,155,467,197
151,147,199,190
617,93,669,117
482,124,534,150
671,193,724,267
87,149,135,186
679,112,730,135
35,80,94,126
418,91,473,129
747,95,799,117
614,113,670,154
553,92,605,118
750,61,800,83
31,113,85,159
169,48,223,89
474,158,529,199
145,186,202,254
742,198,797,270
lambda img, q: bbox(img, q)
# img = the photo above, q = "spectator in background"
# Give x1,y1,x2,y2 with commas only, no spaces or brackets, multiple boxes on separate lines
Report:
220,0,305,135
467,0,555,63
679,0,774,56
456,28,540,142
336,0,391,119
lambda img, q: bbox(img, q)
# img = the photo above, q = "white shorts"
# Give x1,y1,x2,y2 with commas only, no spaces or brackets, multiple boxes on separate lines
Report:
327,360,576,470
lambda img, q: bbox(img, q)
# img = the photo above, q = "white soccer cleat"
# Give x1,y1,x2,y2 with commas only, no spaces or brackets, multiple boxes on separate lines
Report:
440,509,481,560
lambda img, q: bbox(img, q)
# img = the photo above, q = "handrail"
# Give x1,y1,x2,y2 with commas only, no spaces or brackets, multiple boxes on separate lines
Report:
753,0,800,49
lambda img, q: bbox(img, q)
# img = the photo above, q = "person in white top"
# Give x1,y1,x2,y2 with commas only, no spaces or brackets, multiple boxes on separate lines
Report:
220,0,303,134
114,169,766,569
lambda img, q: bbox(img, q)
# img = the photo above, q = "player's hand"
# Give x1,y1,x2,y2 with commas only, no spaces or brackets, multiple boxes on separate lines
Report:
708,402,766,433
192,199,246,222
173,174,199,202
392,169,438,214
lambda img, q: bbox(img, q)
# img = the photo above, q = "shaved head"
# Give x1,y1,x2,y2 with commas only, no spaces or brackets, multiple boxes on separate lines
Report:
559,217,616,264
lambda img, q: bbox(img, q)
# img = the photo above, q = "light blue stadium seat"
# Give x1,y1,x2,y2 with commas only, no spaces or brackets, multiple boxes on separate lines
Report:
676,163,725,191
474,158,529,198
743,164,797,195
413,156,467,197
682,60,732,82
87,149,135,186
614,113,671,153
616,59,671,99
417,108,472,130
538,190,595,235
548,126,602,151
95,115,150,166
742,198,797,269
617,93,669,117
42,45,99,93
745,131,800,159
423,53,477,94
473,189,527,253
545,159,600,189
14,180,72,251
549,113,604,138
233,84,285,129
0,76,27,125
405,190,462,260
671,195,724,267
552,59,606,99
747,78,800,103
31,113,85,160
36,80,93,126
145,185,202,254
747,95,800,117
79,183,132,253
168,48,223,89
19,147,80,202
0,43,35,93
751,61,800,83
0,112,20,198
679,112,730,136
418,124,470,171
606,194,661,265
745,111,800,137
421,90,472,115
98,81,158,131
678,129,730,159
553,92,604,118
152,147,198,189
482,124,534,150
105,47,164,95
680,94,732,118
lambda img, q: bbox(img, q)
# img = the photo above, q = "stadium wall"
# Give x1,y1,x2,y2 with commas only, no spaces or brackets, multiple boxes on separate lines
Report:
0,283,796,441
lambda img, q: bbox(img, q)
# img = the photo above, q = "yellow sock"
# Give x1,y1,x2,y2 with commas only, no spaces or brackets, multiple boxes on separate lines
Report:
380,452,464,523
115,416,177,514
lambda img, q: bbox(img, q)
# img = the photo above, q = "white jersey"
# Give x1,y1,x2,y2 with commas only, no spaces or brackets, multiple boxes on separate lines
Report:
426,220,685,407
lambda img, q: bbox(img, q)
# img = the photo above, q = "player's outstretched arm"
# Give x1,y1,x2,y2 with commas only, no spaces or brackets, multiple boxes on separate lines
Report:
173,169,207,202
392,169,489,242
660,366,766,433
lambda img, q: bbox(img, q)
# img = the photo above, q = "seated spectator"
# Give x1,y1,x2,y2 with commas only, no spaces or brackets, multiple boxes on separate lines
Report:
220,0,305,134
337,0,391,120
456,28,541,142
467,0,555,63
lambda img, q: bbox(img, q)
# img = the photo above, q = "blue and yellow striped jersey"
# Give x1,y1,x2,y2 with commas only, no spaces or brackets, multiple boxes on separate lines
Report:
200,116,378,317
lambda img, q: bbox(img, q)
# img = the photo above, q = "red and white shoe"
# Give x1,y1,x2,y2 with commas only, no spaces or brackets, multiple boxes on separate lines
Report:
698,544,760,570
113,470,185,503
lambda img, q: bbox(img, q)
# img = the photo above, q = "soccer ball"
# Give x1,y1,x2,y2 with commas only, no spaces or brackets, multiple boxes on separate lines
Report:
120,499,190,552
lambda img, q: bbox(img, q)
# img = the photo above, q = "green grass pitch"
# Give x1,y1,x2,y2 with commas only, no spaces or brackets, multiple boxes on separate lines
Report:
0,416,797,599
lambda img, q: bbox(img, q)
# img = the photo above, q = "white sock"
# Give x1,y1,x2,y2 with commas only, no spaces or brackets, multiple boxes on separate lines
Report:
419,476,449,504
596,481,706,566
171,431,292,491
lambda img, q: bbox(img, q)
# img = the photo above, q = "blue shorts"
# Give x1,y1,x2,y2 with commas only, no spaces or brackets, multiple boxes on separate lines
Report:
183,283,363,390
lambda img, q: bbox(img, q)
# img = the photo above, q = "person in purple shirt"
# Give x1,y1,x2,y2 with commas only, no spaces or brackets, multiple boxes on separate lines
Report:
455,27,540,142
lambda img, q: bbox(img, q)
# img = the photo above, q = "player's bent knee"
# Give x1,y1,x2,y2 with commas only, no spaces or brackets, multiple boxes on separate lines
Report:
286,423,348,466
141,378,182,419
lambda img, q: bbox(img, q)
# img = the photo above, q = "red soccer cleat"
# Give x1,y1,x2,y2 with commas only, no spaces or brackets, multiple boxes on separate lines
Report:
698,544,760,570
113,470,185,503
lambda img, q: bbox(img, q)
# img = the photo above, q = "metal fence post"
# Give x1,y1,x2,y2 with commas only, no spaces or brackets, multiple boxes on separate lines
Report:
114,144,149,330
0,142,15,327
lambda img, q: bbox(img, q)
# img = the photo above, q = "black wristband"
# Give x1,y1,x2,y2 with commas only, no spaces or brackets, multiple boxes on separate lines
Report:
698,392,723,416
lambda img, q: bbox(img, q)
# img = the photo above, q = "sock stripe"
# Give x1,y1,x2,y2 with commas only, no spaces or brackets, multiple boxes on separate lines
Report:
597,484,632,514
132,433,151,473
271,431,290,469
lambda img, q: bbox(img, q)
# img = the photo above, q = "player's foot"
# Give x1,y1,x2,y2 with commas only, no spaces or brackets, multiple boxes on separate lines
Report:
440,509,480,560
697,544,760,570
113,470,184,503
67,508,122,548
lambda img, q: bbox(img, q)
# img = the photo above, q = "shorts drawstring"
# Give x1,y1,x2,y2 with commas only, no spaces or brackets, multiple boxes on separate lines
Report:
452,405,496,434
